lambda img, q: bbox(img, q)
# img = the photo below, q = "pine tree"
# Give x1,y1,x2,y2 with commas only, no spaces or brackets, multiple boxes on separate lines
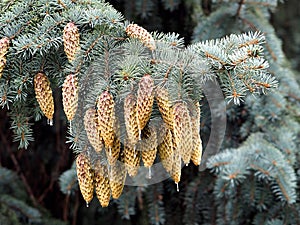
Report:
0,0,299,224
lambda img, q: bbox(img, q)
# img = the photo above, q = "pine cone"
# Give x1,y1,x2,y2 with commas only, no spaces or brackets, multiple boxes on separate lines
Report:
136,74,154,137
109,160,126,199
84,108,103,153
62,74,78,121
63,22,80,62
96,91,115,149
141,125,157,168
190,102,202,166
76,153,94,205
94,162,111,207
171,149,181,184
125,23,156,50
158,129,174,173
0,37,9,78
124,93,139,147
124,139,141,177
155,86,174,129
105,135,120,165
173,102,193,165
34,72,54,125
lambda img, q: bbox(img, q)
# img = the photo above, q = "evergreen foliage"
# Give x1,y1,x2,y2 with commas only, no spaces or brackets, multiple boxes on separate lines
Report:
0,0,299,224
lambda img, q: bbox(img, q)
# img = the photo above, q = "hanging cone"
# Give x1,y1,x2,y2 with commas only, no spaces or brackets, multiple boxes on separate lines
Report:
105,121,120,165
62,74,78,121
96,91,115,149
34,72,54,125
94,162,111,207
171,148,181,184
173,102,193,165
125,23,156,50
76,153,94,206
84,108,103,153
190,102,203,166
109,160,126,199
0,37,9,78
140,125,157,168
124,139,141,177
124,93,139,147
63,22,80,62
136,74,154,137
155,86,174,129
158,129,174,173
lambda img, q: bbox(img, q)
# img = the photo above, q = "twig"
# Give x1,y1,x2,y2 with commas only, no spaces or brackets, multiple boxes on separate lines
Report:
0,128,38,207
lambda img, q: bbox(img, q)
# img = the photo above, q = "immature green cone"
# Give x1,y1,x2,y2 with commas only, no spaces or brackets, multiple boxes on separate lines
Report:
173,102,193,165
34,72,54,125
141,126,157,169
84,108,103,153
124,139,141,177
96,91,115,149
109,160,126,199
62,74,78,121
155,86,174,129
158,129,174,173
125,23,156,50
190,102,202,166
0,37,9,78
136,74,154,137
63,22,80,62
94,163,111,207
124,93,139,147
76,153,94,206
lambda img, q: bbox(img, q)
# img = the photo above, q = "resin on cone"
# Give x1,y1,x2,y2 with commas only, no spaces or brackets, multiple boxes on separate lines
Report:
76,153,94,206
62,74,78,121
84,108,103,153
96,91,115,149
0,37,9,78
136,74,154,137
63,22,80,62
34,72,54,125
125,23,156,50
94,162,111,207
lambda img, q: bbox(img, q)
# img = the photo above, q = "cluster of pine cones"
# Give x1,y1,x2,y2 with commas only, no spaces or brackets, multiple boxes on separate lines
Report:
7,22,203,207
76,73,202,207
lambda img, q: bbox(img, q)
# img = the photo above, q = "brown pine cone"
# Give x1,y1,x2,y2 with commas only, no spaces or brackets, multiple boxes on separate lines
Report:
62,74,78,121
136,74,154,138
94,162,111,207
125,23,156,50
76,153,94,206
34,72,54,125
84,108,103,153
96,91,115,149
63,22,80,62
